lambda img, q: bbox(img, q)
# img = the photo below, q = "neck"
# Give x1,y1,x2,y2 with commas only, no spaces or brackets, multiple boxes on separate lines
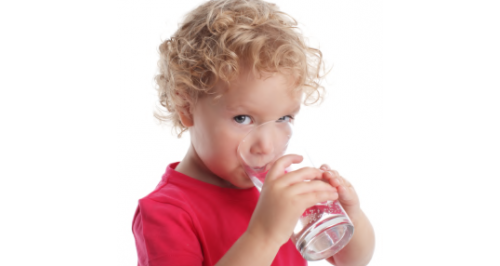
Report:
175,144,238,188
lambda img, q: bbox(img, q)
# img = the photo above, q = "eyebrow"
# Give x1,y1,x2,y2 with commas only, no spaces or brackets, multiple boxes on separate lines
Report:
226,103,301,116
225,103,247,113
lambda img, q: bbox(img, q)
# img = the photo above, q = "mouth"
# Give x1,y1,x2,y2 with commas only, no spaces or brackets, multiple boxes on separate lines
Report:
253,164,269,173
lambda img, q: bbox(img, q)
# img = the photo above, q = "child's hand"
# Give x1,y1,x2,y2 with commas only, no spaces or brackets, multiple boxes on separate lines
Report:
246,154,339,247
319,164,376,266
319,164,361,217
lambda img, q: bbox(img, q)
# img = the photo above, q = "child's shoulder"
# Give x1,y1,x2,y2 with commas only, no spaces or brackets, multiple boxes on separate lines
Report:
139,163,193,207
134,164,198,230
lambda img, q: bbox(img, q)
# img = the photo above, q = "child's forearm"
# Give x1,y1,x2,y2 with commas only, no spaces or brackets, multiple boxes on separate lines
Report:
215,231,281,266
328,209,375,266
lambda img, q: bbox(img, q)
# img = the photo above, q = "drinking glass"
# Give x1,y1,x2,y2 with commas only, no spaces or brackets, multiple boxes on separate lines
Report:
237,120,354,261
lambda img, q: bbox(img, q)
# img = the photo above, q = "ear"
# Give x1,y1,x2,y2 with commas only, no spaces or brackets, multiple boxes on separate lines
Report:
178,106,194,127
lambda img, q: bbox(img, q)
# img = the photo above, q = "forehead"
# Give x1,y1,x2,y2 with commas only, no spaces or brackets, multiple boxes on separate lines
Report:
215,71,302,118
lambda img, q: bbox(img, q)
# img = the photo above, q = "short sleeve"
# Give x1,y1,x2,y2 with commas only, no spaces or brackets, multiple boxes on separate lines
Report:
132,198,203,266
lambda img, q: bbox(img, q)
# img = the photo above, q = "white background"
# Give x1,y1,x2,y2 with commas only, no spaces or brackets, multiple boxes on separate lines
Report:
1,0,499,265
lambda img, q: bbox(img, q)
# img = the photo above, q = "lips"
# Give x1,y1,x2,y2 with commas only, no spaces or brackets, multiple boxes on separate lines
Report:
253,164,268,173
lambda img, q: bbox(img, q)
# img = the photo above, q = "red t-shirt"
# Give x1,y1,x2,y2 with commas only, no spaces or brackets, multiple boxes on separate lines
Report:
132,162,307,266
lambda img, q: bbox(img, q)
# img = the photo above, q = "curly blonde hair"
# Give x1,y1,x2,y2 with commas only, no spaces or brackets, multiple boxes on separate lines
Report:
155,0,326,137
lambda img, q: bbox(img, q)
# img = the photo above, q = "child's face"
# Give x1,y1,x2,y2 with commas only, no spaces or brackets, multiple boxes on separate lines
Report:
186,70,302,189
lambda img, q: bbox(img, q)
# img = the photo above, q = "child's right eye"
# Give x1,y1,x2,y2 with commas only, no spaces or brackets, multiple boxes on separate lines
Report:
233,115,252,125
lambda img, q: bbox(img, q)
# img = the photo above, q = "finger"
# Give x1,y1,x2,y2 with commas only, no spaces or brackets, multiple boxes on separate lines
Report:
322,171,337,187
337,185,359,207
319,164,331,171
325,170,352,188
328,169,340,178
278,167,324,186
323,170,342,187
266,154,303,181
335,174,352,188
342,176,353,187
288,179,337,196
298,190,339,208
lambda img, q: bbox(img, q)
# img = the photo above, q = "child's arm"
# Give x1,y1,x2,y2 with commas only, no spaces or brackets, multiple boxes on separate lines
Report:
215,154,339,266
321,166,376,266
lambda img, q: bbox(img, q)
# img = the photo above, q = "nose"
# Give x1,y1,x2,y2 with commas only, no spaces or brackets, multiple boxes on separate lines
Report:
249,133,274,156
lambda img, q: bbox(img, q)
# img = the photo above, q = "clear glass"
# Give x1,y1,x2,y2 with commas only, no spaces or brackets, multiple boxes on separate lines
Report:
237,121,354,261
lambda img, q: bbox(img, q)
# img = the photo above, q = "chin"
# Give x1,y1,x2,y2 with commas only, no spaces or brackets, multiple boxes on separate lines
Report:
236,181,256,189
230,169,255,189
221,167,254,189
224,176,253,189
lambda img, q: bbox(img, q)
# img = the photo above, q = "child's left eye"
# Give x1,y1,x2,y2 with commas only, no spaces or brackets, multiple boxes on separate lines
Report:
277,115,293,123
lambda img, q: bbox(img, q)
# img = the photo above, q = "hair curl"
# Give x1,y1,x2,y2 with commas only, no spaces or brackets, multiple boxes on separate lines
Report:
155,0,326,137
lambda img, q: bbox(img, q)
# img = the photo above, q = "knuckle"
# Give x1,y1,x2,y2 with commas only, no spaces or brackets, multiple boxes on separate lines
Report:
315,191,327,201
274,158,285,167
318,180,333,189
302,166,316,172
327,170,337,178
297,167,319,177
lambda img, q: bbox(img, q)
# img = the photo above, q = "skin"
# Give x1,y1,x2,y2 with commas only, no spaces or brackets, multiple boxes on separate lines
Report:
320,165,376,266
175,69,375,266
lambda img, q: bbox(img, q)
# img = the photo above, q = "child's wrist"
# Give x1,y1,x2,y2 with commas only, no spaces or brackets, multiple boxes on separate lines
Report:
244,229,283,252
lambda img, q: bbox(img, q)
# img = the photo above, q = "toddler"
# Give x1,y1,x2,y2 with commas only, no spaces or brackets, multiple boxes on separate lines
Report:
132,0,375,265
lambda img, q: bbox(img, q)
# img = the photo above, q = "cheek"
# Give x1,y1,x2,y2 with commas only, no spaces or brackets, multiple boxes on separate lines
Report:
203,129,246,182
210,126,241,159
195,122,241,162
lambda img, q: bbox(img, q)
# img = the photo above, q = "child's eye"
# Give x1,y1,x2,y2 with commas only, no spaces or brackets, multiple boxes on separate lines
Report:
277,115,293,123
233,115,252,125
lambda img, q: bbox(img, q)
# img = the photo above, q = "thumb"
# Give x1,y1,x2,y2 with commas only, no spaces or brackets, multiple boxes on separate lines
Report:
266,154,303,181
337,185,359,208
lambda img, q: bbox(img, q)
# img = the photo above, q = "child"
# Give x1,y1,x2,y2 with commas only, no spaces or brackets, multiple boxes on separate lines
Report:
132,0,375,265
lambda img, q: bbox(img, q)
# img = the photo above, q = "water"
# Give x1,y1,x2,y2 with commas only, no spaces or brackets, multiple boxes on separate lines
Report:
247,170,354,261
292,201,354,260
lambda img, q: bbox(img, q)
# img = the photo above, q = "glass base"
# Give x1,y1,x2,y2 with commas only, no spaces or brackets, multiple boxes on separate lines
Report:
295,215,354,261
